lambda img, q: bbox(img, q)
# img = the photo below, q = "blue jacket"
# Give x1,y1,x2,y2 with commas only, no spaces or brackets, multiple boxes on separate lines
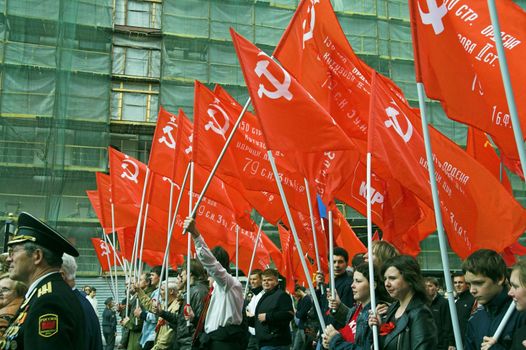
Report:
329,303,372,350
465,288,526,350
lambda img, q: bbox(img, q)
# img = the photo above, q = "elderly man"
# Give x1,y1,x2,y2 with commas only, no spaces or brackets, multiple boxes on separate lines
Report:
0,212,86,349
61,253,103,350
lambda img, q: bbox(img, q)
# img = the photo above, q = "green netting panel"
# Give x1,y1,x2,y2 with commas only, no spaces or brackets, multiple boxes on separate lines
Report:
64,73,110,122
389,60,415,83
268,0,299,7
4,42,56,68
333,0,377,15
386,0,410,20
1,66,55,117
160,82,195,117
7,0,59,21
162,37,208,82
210,1,254,42
387,22,413,59
111,82,159,122
254,5,293,46
163,0,210,37
65,0,113,28
339,16,378,55
208,41,245,86
113,46,161,78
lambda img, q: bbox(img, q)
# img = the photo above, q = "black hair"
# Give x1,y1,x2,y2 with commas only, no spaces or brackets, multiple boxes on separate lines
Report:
211,246,231,273
462,249,507,283
333,247,349,263
381,255,427,302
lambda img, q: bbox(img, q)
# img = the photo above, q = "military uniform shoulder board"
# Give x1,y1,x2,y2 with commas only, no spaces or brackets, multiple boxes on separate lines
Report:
37,282,52,298
38,313,58,337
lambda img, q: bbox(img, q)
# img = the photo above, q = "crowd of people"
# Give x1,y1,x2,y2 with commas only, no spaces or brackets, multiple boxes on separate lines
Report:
0,212,526,350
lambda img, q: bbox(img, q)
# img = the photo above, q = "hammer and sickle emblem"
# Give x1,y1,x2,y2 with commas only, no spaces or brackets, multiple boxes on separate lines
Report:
418,0,447,35
185,134,193,155
254,52,293,101
158,117,178,149
205,101,230,136
302,0,319,48
384,106,413,143
99,242,110,256
121,156,140,184
162,176,181,191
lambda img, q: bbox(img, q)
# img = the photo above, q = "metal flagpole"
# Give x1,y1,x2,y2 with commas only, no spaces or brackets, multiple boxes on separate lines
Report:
111,203,119,306
267,150,326,330
185,99,251,223
137,203,150,278
304,178,322,270
417,82,464,350
101,233,116,298
487,0,526,179
366,152,380,350
186,161,194,326
236,225,239,279
244,217,264,296
492,302,516,341
159,163,191,308
328,210,335,299
130,168,151,281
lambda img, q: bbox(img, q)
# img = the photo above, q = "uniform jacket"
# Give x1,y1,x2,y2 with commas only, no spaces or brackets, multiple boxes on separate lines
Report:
379,296,437,350
0,272,86,350
465,288,526,350
249,286,294,347
102,307,117,334
329,302,372,350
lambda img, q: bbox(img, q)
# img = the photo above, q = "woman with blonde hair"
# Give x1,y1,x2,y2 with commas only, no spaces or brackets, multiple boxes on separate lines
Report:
508,260,526,349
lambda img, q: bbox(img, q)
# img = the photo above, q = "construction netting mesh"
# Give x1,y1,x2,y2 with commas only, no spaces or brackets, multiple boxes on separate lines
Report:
0,0,525,272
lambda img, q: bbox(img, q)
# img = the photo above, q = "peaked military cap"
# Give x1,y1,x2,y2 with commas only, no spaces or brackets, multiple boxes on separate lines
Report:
7,212,79,257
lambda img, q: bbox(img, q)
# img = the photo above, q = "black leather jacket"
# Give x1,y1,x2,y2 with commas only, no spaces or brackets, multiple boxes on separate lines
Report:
379,296,437,350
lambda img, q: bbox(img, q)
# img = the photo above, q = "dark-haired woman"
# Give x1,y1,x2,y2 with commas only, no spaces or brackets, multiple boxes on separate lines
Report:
322,263,377,350
368,255,437,350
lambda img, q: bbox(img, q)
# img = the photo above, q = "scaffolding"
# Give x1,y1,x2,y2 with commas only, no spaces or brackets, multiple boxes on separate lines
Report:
0,0,525,272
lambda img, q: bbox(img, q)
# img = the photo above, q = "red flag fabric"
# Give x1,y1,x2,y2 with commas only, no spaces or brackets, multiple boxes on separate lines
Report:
368,72,526,258
409,0,526,163
332,207,366,258
466,127,512,192
108,147,149,229
230,29,353,154
149,106,180,179
86,190,111,233
95,172,118,234
91,237,121,272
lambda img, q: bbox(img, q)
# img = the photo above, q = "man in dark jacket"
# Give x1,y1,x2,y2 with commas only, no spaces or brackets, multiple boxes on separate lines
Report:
102,297,117,350
292,285,312,350
328,247,354,329
425,277,454,350
248,268,294,349
463,249,526,350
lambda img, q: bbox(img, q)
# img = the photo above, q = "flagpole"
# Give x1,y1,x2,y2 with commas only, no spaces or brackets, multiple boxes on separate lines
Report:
244,217,264,296
492,301,516,341
366,153,380,350
328,210,335,300
267,150,326,330
159,163,191,308
303,178,321,270
235,224,239,279
137,203,150,278
186,161,194,326
101,233,116,298
487,0,526,180
417,82,464,350
130,167,151,281
111,203,119,307
187,98,251,222
161,179,174,309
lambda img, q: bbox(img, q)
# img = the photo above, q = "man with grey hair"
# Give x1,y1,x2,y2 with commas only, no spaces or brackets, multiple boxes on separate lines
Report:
152,277,181,350
0,212,86,349
61,253,103,350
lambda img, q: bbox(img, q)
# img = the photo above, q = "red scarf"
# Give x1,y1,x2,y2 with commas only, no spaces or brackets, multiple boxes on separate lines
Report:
339,304,362,343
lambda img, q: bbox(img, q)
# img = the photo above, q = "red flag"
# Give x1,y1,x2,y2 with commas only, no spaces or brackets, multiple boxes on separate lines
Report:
94,173,117,234
369,72,526,258
149,106,180,179
409,0,526,163
91,237,121,272
108,148,149,229
466,127,512,192
230,29,353,154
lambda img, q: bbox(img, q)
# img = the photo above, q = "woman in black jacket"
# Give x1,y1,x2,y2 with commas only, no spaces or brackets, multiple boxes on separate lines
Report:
368,255,437,350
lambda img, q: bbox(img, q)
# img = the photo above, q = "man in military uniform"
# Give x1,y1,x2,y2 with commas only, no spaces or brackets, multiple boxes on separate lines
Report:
0,212,86,349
